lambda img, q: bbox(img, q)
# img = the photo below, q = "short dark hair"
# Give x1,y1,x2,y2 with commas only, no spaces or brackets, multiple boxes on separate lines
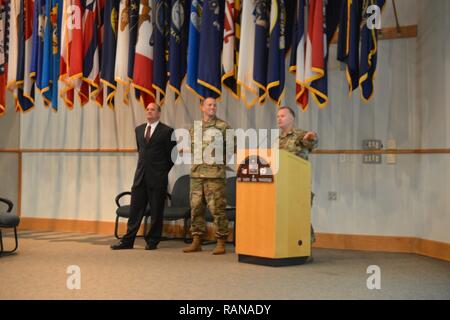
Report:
278,106,295,118
201,97,216,105
147,102,161,112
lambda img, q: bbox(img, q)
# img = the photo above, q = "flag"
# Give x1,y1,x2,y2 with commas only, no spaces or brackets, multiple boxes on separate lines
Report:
266,0,287,106
289,0,308,110
18,0,35,111
127,0,140,97
253,0,270,104
221,0,240,100
30,0,45,96
326,0,343,43
6,0,18,107
49,0,62,111
283,0,296,55
127,0,139,100
346,0,362,93
16,0,34,111
305,0,326,108
80,0,100,106
69,0,84,103
100,0,119,108
359,0,385,102
59,0,84,109
186,0,206,99
337,0,362,93
41,0,55,107
336,0,348,62
59,0,75,109
308,0,343,108
114,0,131,105
168,0,189,102
93,0,105,106
132,0,155,107
23,0,35,111
152,0,169,104
8,0,34,112
0,0,8,116
197,0,224,99
127,0,139,80
236,0,258,108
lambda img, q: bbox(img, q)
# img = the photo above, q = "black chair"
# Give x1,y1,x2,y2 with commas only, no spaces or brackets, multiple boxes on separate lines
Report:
162,174,191,243
0,197,20,255
114,192,151,239
225,176,236,245
205,176,237,245
114,175,191,242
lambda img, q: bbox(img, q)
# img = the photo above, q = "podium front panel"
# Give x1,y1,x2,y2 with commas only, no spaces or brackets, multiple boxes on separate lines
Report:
236,182,276,257
235,149,311,263
275,151,311,258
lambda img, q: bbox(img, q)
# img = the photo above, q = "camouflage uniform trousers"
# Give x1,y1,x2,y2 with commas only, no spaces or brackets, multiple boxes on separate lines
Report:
190,177,229,239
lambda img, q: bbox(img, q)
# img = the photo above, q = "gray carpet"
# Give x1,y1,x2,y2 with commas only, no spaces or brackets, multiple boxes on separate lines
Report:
0,230,449,300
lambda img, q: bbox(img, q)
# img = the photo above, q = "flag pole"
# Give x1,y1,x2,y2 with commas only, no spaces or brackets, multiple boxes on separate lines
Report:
391,0,401,35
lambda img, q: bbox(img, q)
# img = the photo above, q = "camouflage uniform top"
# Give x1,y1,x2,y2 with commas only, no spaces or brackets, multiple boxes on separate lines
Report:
278,129,318,160
189,117,232,179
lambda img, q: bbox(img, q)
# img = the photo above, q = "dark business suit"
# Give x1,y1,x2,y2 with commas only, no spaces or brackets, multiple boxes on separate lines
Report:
121,122,176,247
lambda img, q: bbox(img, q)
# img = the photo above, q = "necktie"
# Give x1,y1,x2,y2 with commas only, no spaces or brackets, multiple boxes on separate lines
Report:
145,125,151,142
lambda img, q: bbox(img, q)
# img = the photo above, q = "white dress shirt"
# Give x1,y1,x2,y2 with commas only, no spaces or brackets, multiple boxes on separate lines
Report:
144,120,159,140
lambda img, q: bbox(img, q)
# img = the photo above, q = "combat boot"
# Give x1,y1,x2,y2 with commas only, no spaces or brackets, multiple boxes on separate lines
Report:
212,238,226,255
183,235,202,253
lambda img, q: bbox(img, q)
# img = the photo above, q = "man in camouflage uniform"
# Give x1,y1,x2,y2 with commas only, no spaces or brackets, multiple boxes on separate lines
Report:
276,106,318,243
183,97,232,255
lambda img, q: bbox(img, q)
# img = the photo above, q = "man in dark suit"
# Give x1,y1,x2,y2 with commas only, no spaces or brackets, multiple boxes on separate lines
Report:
111,103,176,250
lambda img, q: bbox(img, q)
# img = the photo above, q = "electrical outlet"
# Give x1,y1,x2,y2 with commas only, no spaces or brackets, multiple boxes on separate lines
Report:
362,139,383,164
363,154,382,164
363,139,383,150
328,192,337,201
339,154,346,163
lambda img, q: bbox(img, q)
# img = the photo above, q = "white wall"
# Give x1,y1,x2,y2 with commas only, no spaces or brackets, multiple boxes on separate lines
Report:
416,0,450,243
21,153,137,221
311,36,421,238
0,94,20,215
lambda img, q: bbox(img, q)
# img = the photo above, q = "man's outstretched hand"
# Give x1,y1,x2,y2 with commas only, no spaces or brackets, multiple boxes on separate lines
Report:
304,131,317,141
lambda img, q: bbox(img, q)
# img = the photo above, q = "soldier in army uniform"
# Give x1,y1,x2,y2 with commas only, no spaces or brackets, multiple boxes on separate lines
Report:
183,97,232,255
276,106,318,243
277,107,318,160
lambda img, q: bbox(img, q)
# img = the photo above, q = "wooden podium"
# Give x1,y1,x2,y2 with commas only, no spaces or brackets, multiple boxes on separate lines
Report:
235,149,311,266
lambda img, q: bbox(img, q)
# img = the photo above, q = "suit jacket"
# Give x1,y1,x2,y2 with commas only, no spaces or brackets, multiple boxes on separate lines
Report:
132,122,176,188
